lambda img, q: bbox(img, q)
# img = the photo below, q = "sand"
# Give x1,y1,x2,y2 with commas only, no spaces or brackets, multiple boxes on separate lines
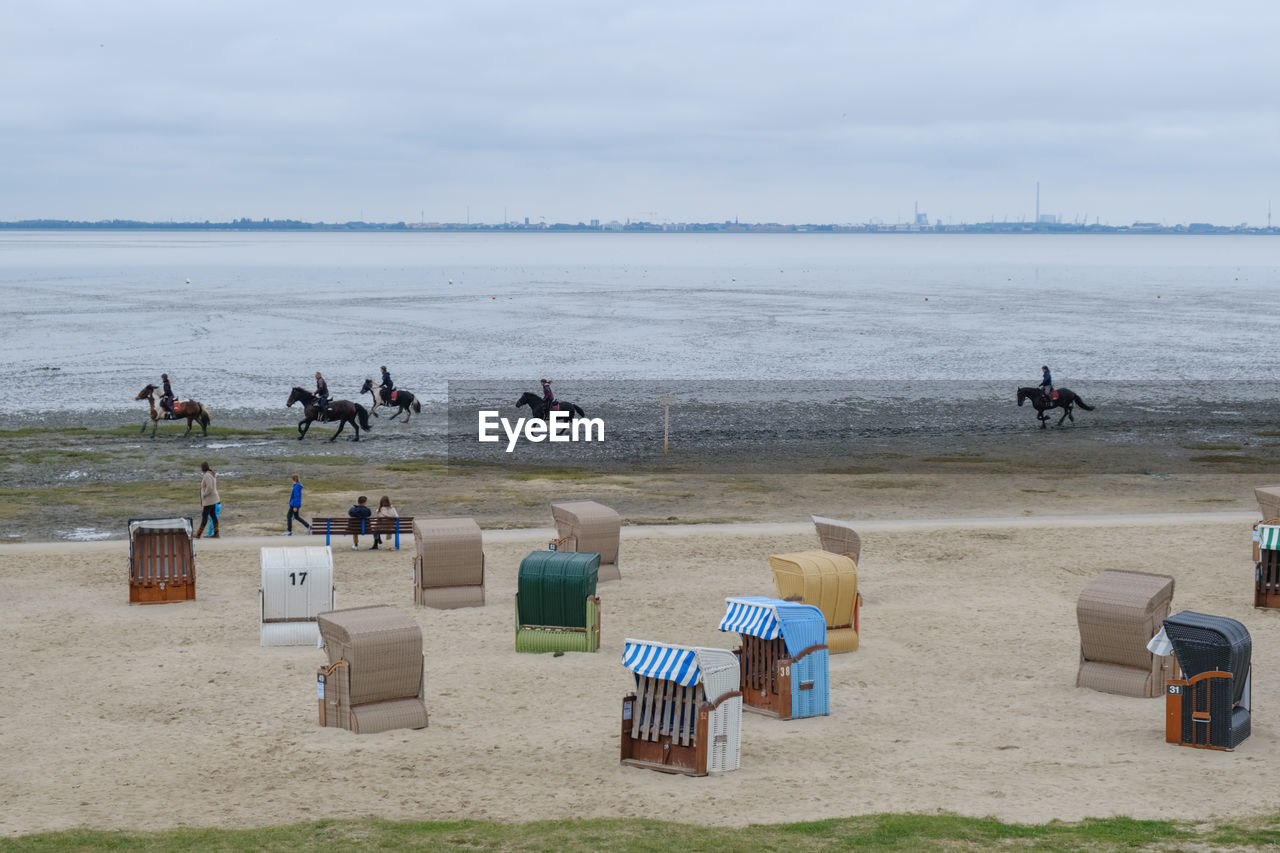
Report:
1,510,1275,838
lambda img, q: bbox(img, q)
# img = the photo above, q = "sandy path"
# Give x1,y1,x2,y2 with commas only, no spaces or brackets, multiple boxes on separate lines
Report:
0,513,1273,836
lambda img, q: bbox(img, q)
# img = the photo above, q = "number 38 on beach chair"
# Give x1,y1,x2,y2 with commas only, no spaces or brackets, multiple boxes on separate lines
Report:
619,639,742,776
514,551,601,653
719,596,830,720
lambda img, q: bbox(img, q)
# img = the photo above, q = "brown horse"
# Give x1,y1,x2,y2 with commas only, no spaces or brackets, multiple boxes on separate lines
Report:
136,384,212,438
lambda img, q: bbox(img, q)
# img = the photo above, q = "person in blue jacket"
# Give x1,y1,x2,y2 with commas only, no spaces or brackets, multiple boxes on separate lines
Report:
347,495,371,550
379,366,394,400
1039,365,1054,402
285,474,310,535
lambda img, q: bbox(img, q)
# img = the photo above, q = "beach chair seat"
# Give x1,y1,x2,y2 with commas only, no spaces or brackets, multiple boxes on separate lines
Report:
550,500,621,582
1163,611,1251,750
128,517,196,604
316,605,428,734
1075,570,1177,698
620,639,742,775
515,551,600,653
413,517,485,609
769,550,861,652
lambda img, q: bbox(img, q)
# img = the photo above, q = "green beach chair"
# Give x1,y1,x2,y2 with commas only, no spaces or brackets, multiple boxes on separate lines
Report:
514,551,601,653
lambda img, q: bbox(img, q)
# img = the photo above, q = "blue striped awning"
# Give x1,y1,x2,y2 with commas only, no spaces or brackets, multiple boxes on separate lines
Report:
718,597,781,640
621,640,700,686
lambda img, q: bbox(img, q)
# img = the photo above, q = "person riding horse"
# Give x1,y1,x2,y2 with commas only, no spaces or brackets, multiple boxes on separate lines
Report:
380,366,394,401
1039,365,1054,403
314,372,330,419
541,378,555,410
160,373,175,419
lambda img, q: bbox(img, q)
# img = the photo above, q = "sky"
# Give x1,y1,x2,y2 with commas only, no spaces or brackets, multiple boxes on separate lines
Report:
2,1,1277,226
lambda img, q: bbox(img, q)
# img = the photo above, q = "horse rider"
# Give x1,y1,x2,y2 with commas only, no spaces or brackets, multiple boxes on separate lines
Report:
160,373,175,419
540,378,556,413
379,365,394,402
1039,365,1054,403
314,371,330,419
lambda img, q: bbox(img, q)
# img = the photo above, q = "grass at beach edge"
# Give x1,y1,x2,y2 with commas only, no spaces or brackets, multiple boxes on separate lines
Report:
5,813,1280,852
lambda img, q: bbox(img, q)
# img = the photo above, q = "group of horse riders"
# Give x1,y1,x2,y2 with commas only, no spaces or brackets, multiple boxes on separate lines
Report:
309,366,397,419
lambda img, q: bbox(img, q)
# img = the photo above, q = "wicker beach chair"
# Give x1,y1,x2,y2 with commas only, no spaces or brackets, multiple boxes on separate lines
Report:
769,551,861,652
550,500,621,582
514,551,600,653
128,517,196,604
259,546,334,646
316,605,429,734
811,515,861,563
619,639,742,775
1255,486,1280,521
1075,570,1177,698
413,517,485,609
720,596,829,719
1255,521,1280,607
1163,610,1251,750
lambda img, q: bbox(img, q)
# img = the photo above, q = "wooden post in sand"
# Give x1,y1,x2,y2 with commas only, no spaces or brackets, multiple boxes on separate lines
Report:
660,394,673,454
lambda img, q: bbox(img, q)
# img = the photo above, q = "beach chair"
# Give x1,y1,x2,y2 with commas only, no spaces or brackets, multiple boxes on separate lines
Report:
1163,611,1251,750
259,546,334,646
811,515,861,563
412,517,485,609
316,605,429,734
1075,570,1177,697
1255,486,1280,521
128,517,196,604
1253,521,1280,607
550,500,621,582
620,639,742,776
720,596,829,719
769,550,861,652
514,551,600,653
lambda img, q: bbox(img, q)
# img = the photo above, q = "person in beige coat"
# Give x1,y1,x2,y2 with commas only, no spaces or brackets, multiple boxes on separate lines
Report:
198,461,220,538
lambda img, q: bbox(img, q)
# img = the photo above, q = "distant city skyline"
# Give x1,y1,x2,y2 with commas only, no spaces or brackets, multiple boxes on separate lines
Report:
3,2,1276,226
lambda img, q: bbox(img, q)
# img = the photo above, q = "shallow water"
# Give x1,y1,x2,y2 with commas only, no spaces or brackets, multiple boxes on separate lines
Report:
2,231,1276,418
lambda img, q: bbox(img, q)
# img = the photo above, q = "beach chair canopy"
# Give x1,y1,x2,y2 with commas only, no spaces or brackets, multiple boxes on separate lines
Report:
1258,524,1280,551
260,546,334,637
414,517,484,587
811,515,861,562
1163,610,1252,706
1256,486,1280,520
517,551,599,628
128,517,193,540
769,550,858,626
317,605,423,707
719,596,826,658
551,500,620,563
621,639,739,704
1077,570,1175,670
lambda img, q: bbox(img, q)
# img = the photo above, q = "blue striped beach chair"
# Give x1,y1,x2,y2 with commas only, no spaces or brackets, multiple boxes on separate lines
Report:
719,596,829,719
619,639,741,776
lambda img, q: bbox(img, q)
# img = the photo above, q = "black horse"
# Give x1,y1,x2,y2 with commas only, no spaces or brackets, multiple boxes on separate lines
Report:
286,387,371,441
1017,386,1095,429
516,391,586,422
359,378,422,423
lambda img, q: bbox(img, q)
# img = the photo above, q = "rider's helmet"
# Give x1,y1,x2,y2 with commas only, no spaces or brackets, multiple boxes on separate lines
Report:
1041,365,1049,372
161,373,168,380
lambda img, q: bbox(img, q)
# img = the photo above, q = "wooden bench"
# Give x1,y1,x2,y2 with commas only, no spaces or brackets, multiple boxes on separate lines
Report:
311,516,415,550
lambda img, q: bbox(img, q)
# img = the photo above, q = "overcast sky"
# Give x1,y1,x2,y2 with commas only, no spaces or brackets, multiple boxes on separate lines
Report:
3,1,1276,225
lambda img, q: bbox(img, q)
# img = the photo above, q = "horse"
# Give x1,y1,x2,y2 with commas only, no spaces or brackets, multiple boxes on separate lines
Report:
135,384,212,438
286,386,371,441
359,378,422,423
1017,386,1095,429
516,391,587,422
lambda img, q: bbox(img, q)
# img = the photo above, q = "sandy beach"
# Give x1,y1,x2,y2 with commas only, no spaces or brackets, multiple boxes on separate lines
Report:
1,506,1274,837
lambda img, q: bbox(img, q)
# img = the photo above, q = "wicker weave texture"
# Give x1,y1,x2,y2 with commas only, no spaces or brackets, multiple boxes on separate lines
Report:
770,551,858,628
811,515,862,562
413,517,484,589
551,500,621,565
1256,486,1280,520
350,698,429,734
514,596,600,652
317,605,424,706
1076,660,1153,696
1075,570,1174,697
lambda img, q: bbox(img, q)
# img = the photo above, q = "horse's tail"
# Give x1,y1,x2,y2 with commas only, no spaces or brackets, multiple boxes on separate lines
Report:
570,402,586,418
200,406,212,427
412,399,421,413
1073,394,1094,411
356,403,372,430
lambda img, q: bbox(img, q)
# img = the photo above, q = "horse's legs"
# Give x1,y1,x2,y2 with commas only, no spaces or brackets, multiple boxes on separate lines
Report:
298,419,309,440
330,419,346,442
150,419,159,438
141,420,149,435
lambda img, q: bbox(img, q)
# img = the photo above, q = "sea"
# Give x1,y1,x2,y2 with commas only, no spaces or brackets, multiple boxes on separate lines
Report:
1,230,1277,421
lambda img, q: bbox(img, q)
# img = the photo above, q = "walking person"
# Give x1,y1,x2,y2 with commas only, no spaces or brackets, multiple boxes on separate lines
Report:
372,494,398,550
198,461,220,539
285,474,311,535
